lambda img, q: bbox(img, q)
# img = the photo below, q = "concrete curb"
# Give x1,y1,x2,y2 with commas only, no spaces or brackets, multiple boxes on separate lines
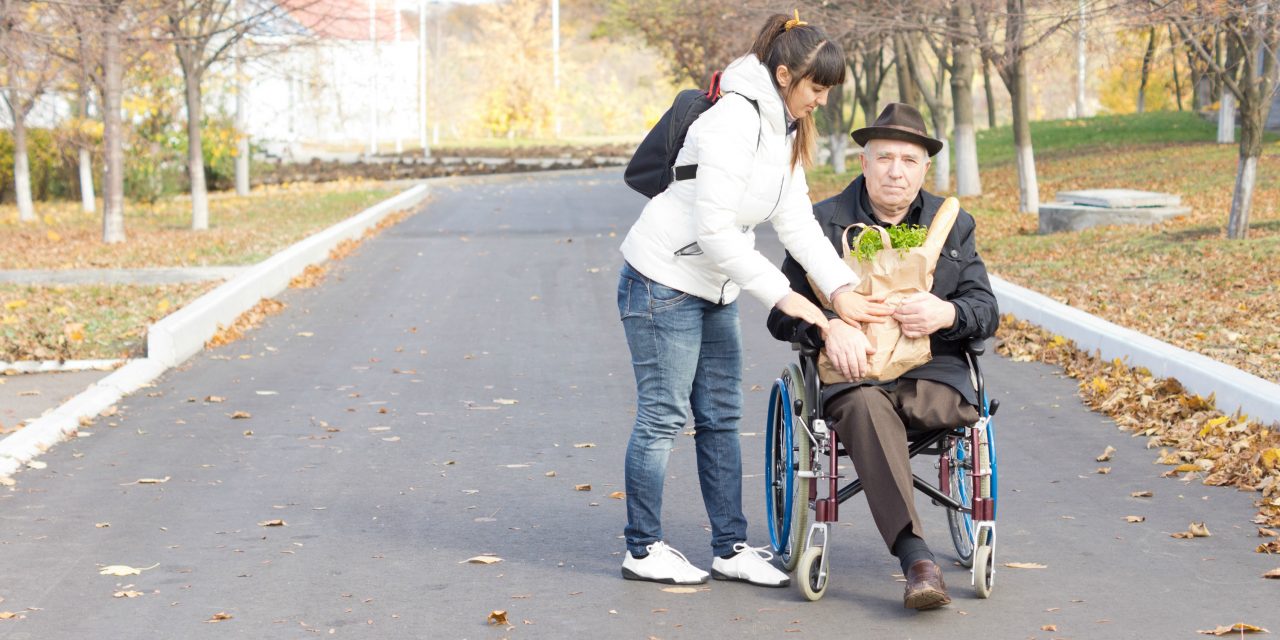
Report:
992,275,1280,425
0,183,431,479
1,359,126,374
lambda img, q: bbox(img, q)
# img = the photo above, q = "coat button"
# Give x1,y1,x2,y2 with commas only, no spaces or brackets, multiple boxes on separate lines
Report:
949,249,959,258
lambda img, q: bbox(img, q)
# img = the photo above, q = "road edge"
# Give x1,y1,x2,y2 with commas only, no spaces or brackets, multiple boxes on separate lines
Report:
0,183,431,480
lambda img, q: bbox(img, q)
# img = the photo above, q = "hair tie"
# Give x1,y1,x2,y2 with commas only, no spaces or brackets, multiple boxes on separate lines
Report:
784,9,807,31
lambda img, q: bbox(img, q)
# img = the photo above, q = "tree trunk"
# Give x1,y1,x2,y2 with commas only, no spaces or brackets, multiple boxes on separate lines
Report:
102,18,126,244
1008,55,1039,214
234,33,250,196
1228,105,1263,239
982,54,997,128
893,32,919,108
825,83,848,174
1169,25,1183,111
930,108,950,193
951,6,981,197
10,103,35,223
1138,27,1157,113
180,55,210,231
1075,0,1087,117
1218,90,1235,143
77,91,96,214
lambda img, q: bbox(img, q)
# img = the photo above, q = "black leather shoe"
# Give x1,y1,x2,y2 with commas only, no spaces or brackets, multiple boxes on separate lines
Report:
903,560,951,610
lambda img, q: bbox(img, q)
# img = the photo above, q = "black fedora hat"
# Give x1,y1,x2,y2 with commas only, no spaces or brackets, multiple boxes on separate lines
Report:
851,103,944,157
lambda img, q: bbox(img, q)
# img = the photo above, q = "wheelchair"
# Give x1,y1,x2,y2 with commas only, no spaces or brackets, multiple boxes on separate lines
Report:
764,339,999,601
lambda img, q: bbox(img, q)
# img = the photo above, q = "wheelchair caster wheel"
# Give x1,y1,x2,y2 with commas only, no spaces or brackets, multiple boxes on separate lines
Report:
797,546,827,601
973,544,994,599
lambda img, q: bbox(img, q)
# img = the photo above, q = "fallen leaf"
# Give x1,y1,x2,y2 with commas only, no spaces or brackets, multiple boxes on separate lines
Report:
464,556,503,564
0,477,14,487
113,590,144,598
26,461,47,470
1003,562,1047,569
1096,446,1116,462
206,612,233,623
544,471,557,477
1198,622,1269,635
487,610,508,625
1257,541,1280,553
608,491,626,499
662,587,699,594
100,405,118,417
1096,467,1112,474
99,563,158,576
1172,522,1211,538
1041,625,1058,632
136,477,170,485
1259,528,1279,538
0,612,17,620
206,396,225,403
574,484,591,491
493,398,518,405
257,519,286,527
230,411,251,420
1262,568,1280,579
296,332,314,337
573,443,596,448
1125,516,1146,523
382,437,400,442
95,523,110,528
1131,490,1153,498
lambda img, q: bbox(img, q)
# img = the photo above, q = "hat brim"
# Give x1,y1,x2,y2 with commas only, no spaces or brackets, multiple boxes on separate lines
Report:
851,126,944,157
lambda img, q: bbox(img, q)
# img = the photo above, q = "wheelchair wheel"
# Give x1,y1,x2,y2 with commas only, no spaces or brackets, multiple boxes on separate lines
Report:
797,546,827,601
945,437,976,567
781,365,810,571
765,374,797,557
973,543,994,598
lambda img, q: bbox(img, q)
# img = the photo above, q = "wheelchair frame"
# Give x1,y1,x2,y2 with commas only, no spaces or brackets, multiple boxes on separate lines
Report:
765,339,1000,601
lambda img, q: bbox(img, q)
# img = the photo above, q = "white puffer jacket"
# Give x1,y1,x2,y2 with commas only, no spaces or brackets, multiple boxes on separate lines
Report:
620,53,857,306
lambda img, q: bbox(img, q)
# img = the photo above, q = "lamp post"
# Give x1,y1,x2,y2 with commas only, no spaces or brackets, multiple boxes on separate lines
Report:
369,0,379,155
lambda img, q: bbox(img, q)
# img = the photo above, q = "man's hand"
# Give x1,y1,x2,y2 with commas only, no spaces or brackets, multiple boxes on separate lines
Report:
832,289,894,326
775,292,830,333
893,292,956,338
822,319,876,380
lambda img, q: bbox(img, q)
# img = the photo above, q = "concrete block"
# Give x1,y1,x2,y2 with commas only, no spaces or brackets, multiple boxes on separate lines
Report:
1038,202,1190,234
1055,189,1181,208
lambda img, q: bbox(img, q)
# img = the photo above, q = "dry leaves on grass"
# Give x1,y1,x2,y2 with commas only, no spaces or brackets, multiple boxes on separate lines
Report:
996,316,1280,544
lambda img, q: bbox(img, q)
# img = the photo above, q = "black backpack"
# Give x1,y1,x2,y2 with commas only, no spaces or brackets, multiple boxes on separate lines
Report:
624,72,759,198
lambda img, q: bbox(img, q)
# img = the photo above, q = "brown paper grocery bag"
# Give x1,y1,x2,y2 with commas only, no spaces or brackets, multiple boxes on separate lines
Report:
811,197,960,384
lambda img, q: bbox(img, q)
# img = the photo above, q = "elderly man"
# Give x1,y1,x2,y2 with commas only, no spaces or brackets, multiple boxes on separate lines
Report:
766,103,999,610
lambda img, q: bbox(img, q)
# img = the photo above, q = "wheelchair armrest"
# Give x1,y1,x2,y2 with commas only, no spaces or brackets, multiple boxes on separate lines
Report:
966,337,987,357
793,343,820,358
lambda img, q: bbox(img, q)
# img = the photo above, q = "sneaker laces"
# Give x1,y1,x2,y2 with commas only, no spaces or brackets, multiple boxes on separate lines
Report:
731,542,775,562
647,541,695,566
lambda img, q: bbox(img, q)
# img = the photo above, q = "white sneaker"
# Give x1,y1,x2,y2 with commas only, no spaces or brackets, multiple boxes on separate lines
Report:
621,541,709,585
711,543,791,587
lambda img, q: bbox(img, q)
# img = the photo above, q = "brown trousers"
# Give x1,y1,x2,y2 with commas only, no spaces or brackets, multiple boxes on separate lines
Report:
825,379,980,551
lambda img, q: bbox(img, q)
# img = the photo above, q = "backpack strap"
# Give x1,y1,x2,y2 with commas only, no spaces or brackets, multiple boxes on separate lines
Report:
672,91,763,183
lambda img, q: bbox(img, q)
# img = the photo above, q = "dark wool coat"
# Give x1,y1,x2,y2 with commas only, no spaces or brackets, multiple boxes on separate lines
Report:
765,175,1000,406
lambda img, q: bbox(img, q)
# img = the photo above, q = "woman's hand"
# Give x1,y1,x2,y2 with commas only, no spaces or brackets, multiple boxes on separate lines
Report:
832,291,894,326
823,319,876,380
775,292,830,333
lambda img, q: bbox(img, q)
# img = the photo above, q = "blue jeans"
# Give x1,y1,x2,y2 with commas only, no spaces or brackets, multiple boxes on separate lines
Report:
617,262,747,558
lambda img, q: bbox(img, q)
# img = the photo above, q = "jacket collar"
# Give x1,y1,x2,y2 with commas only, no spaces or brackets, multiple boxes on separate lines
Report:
719,54,787,137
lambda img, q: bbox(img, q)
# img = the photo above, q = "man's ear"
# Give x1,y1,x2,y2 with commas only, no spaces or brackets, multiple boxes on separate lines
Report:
774,65,792,89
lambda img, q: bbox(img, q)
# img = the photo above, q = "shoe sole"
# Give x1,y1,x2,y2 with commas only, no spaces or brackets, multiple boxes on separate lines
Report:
904,588,951,610
621,567,708,585
711,568,791,588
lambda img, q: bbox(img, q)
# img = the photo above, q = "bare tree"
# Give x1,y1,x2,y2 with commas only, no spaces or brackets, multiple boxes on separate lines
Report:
1158,1,1280,239
1137,26,1158,113
974,0,1080,214
902,29,953,191
160,0,288,231
605,0,755,87
1,3,61,223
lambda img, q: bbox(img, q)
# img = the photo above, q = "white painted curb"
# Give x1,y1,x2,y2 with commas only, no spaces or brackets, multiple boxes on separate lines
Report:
147,183,430,368
0,184,430,479
0,359,126,373
992,275,1280,425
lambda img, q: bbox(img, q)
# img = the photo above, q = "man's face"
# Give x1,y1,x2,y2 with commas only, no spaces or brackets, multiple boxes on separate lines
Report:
860,138,931,217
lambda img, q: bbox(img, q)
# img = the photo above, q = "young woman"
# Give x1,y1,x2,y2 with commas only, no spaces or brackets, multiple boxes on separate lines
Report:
617,12,887,586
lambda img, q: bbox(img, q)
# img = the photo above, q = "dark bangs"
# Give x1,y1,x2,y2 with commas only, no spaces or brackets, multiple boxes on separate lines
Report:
805,40,847,88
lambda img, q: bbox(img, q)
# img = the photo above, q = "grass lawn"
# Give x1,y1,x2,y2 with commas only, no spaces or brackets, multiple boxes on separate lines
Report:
1,181,397,361
809,111,1280,384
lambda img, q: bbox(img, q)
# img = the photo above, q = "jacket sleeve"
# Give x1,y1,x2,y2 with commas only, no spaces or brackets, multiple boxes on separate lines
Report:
765,249,827,348
935,216,1000,342
769,166,858,299
691,96,795,307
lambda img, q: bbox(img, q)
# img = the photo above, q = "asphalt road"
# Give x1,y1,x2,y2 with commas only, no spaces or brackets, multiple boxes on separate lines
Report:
1,169,1276,639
